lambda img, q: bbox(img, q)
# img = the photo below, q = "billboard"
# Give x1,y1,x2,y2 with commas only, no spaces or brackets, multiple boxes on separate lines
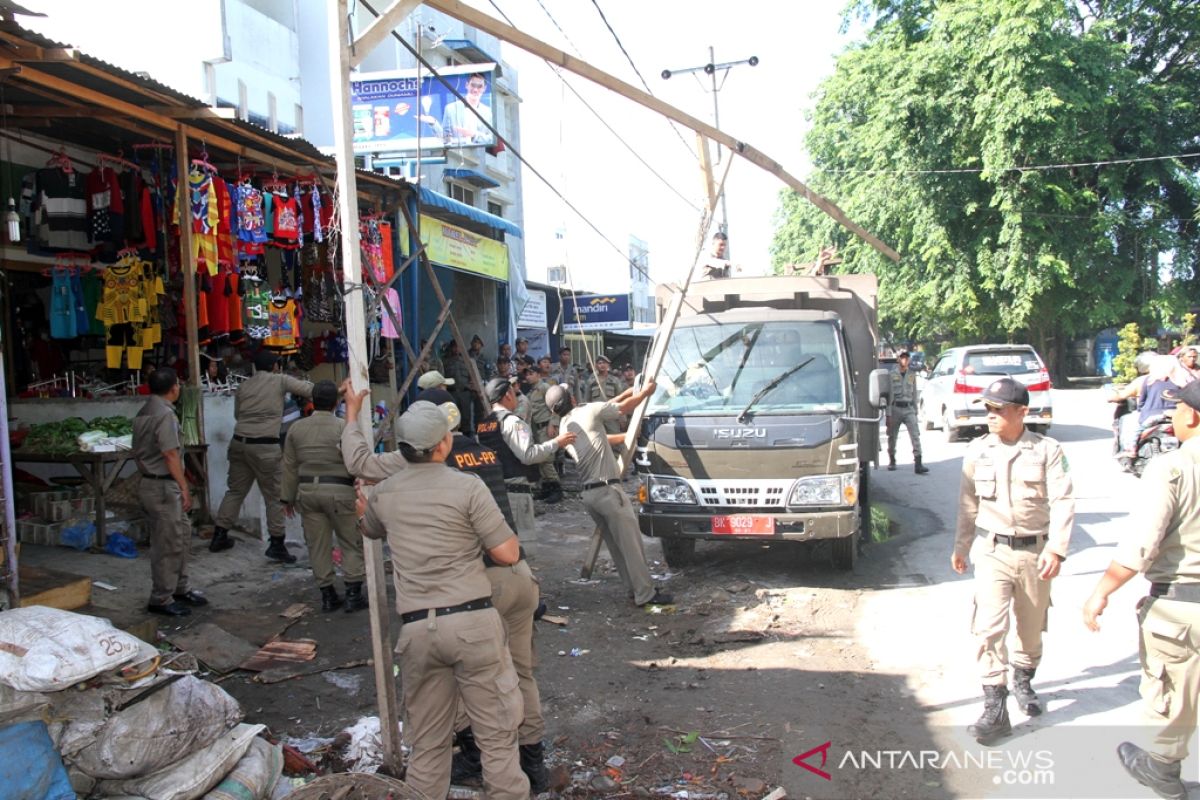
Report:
565,294,631,331
350,64,496,153
419,214,508,281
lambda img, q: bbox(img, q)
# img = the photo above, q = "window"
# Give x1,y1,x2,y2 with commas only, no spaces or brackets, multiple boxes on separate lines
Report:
488,201,503,217
448,183,474,205
237,80,248,122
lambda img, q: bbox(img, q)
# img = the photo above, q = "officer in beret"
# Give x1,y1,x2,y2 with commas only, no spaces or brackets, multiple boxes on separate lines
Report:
477,377,575,498
952,377,1074,744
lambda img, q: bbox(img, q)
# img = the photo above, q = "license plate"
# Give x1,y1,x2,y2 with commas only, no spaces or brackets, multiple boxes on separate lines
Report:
711,515,775,535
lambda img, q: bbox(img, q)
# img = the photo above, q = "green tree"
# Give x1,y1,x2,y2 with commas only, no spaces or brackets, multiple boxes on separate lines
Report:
774,0,1200,376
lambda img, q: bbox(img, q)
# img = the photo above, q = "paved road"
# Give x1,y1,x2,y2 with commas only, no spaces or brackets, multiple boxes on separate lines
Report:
859,387,1197,798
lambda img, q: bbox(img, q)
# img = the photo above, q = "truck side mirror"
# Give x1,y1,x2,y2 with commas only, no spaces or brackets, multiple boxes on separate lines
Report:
868,368,891,409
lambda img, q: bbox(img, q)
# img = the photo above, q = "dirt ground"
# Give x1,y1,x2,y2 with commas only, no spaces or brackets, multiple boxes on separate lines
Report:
188,475,944,800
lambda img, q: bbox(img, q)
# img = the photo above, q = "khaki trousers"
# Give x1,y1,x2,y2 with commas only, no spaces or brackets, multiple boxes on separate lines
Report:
886,407,922,458
398,608,528,800
296,484,364,587
140,480,191,605
455,560,544,744
215,440,285,538
581,485,656,605
1137,596,1200,762
532,423,558,482
971,538,1051,684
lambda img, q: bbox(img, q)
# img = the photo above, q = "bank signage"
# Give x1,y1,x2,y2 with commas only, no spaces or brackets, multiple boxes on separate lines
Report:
350,63,497,153
565,294,631,331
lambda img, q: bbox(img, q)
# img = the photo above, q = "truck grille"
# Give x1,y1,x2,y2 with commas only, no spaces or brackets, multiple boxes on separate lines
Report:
691,479,794,509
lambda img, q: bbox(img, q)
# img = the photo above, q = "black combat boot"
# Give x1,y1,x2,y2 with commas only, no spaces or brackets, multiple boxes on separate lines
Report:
1117,742,1186,800
967,685,1012,745
1011,667,1041,716
343,581,369,613
264,536,297,563
208,526,235,552
541,481,563,504
519,741,549,793
887,451,896,471
320,585,342,612
914,456,930,475
450,727,482,783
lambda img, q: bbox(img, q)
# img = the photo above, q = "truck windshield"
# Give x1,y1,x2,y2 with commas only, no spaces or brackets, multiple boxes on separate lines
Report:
646,321,846,415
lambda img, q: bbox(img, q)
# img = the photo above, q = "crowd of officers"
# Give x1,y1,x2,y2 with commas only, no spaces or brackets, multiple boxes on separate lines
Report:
131,344,669,799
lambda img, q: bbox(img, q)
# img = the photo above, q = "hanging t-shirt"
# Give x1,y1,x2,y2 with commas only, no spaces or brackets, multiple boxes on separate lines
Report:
272,195,300,249
381,288,402,339
34,168,89,251
264,297,300,353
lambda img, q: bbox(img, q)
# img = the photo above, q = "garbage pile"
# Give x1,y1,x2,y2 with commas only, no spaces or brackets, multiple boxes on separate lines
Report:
0,607,284,800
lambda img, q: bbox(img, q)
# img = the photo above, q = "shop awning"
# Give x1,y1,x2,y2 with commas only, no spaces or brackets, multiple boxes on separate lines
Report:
443,39,502,75
417,185,522,239
444,168,500,189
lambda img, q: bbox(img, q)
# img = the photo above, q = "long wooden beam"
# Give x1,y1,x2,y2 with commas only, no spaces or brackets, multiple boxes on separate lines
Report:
423,0,900,262
351,0,421,69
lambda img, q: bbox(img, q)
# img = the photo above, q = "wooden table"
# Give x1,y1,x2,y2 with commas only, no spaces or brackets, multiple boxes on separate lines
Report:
12,445,210,543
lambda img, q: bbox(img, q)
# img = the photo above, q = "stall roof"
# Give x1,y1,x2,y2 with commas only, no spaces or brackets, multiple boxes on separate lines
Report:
417,184,522,239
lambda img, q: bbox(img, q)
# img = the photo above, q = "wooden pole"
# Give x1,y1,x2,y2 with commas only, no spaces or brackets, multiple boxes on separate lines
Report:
173,126,201,394
328,0,403,778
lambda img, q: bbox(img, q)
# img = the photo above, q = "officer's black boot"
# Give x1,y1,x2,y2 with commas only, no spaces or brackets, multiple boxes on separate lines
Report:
320,585,342,612
343,581,369,613
1117,742,1186,800
967,685,1012,745
450,727,483,783
542,481,563,504
914,456,930,475
264,536,297,563
208,526,235,552
519,741,549,794
534,482,550,501
887,450,896,471
1011,667,1041,716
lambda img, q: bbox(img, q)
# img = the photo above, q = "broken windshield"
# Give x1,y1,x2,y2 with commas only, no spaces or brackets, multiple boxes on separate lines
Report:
646,320,846,415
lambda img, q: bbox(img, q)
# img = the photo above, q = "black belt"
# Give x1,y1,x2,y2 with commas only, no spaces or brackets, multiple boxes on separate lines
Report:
1150,583,1200,603
483,547,526,568
400,597,493,624
993,533,1045,549
892,401,912,407
506,483,535,494
234,435,280,445
141,473,173,480
299,475,355,486
582,478,622,491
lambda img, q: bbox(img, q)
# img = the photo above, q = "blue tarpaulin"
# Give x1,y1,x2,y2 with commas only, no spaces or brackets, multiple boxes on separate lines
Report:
417,185,521,239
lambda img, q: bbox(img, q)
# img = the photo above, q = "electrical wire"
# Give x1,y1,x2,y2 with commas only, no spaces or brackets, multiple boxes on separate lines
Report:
814,151,1200,176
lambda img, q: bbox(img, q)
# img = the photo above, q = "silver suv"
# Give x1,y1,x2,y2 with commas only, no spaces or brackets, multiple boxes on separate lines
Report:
918,344,1053,441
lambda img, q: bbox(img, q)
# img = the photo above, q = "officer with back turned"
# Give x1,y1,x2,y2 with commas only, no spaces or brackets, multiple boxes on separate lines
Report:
1085,381,1200,800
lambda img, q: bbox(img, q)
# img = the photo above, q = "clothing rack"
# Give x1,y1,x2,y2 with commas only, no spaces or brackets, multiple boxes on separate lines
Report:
97,151,140,171
44,147,73,173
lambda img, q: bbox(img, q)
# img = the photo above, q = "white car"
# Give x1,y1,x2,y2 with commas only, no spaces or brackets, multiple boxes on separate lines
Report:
918,344,1053,441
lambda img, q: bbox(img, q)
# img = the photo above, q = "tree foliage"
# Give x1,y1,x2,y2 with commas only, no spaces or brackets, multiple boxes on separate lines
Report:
774,0,1200,373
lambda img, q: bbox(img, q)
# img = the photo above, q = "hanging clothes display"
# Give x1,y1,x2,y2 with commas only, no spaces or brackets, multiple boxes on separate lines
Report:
235,183,267,256
242,275,272,340
381,288,402,339
95,256,154,369
263,296,300,353
272,192,300,249
32,162,89,251
49,266,81,339
176,166,219,275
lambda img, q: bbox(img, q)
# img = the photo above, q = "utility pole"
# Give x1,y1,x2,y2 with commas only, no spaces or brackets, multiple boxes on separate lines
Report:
662,48,758,253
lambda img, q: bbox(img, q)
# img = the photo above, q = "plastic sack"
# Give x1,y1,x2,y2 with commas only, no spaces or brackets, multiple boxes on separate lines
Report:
0,607,144,691
60,519,95,551
0,720,75,800
0,681,50,726
96,723,265,800
59,675,244,780
203,737,283,800
105,532,138,559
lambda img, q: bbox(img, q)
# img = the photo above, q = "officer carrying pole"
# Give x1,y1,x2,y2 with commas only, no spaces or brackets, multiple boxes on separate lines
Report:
1084,381,1200,800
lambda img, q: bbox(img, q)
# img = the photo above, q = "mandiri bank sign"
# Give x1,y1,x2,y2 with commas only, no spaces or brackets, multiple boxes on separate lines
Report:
565,294,631,331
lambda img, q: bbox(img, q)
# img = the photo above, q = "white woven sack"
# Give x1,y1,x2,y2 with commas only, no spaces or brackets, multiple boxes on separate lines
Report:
0,607,143,691
96,723,265,800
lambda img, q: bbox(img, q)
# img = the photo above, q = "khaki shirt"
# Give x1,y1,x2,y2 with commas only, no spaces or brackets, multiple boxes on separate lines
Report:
890,369,919,407
495,404,558,467
1115,437,1200,584
955,430,1074,560
131,395,180,475
444,353,472,391
550,363,584,396
561,401,622,485
282,411,351,504
585,373,624,404
341,421,406,483
233,371,314,438
528,380,553,425
361,463,514,613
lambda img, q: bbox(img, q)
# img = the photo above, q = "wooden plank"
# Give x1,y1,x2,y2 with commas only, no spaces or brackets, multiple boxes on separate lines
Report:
239,638,318,672
351,0,422,69
17,565,90,610
166,622,258,674
423,0,899,262
175,127,202,392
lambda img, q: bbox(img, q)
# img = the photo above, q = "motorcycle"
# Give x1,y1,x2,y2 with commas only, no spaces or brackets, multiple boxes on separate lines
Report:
1124,413,1179,477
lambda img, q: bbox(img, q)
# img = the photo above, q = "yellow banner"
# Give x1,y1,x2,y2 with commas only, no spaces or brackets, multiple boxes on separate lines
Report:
419,214,509,281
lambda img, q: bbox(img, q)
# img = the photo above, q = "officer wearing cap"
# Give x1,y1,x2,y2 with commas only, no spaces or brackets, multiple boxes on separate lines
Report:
417,369,455,392
547,381,673,607
582,356,625,434
952,377,1074,744
550,347,584,401
133,368,207,617
361,401,528,800
887,351,929,474
524,366,564,503
212,350,314,562
1084,381,1200,800
280,380,365,614
478,377,575,497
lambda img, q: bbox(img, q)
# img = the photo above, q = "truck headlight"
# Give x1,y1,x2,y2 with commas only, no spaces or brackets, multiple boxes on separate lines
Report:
788,472,858,507
645,475,697,505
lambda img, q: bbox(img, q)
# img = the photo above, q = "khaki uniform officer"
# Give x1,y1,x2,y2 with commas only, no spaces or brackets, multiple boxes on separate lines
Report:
583,356,625,434
1085,381,1200,800
133,368,208,617
360,401,529,800
526,372,564,503
549,347,584,400
478,378,573,496
952,377,1074,744
212,350,313,561
548,381,673,607
281,380,366,615
887,351,928,474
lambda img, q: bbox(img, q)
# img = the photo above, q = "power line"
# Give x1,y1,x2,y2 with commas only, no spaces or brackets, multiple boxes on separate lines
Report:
814,151,1200,176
